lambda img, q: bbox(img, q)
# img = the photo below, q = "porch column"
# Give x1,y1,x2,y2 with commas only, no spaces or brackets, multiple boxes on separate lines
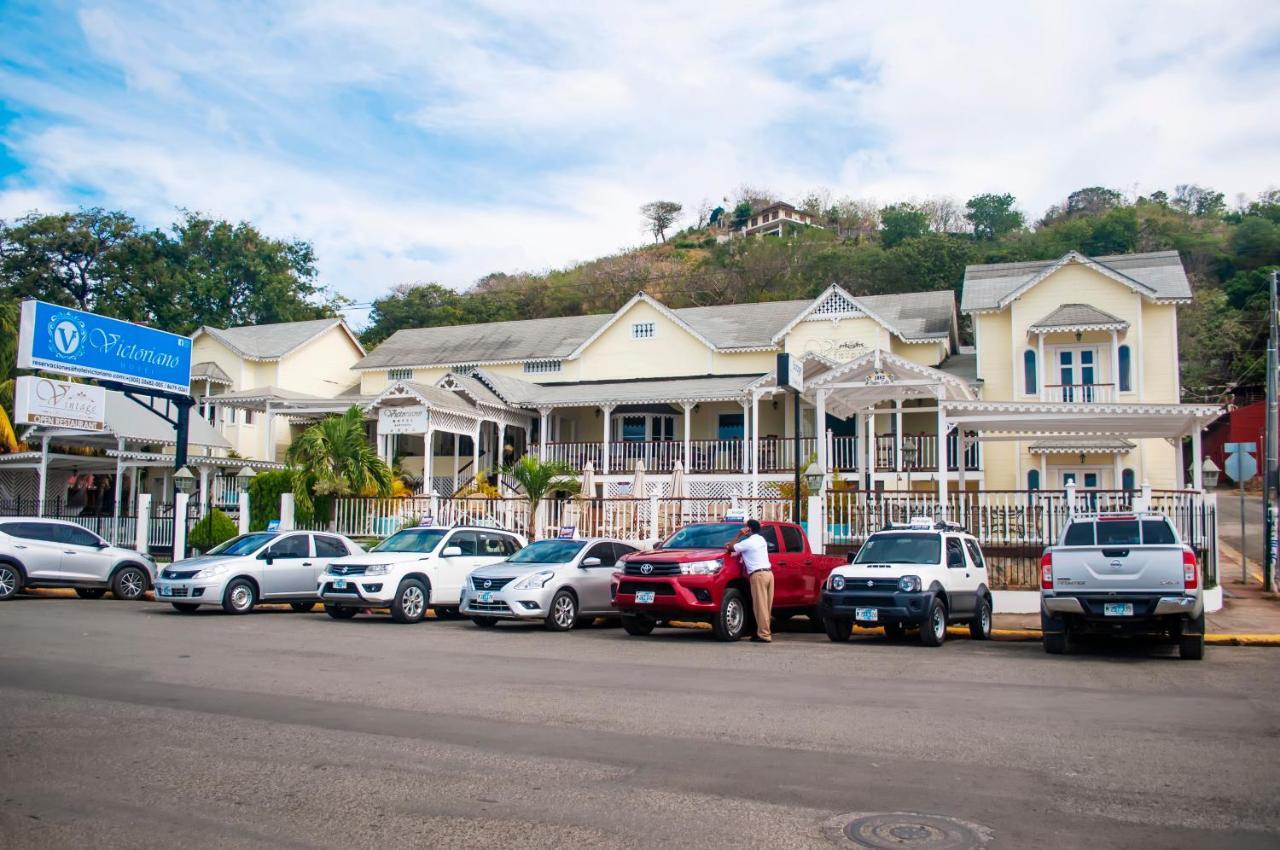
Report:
751,392,762,496
864,410,875,490
680,402,693,468
600,405,614,475
472,421,482,479
37,434,49,516
1037,334,1046,402
1110,329,1121,398
1191,427,1203,490
740,399,751,474
815,390,828,473
112,438,125,543
423,421,435,494
197,465,210,516
894,400,903,473
537,408,551,460
936,402,949,517
1113,453,1123,491
262,403,274,462
1040,453,1047,487
497,422,507,472
452,434,460,493
957,433,967,493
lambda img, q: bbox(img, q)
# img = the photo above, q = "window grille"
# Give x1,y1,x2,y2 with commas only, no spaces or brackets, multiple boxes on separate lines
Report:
631,322,656,339
808,291,861,317
523,360,562,374
388,367,412,381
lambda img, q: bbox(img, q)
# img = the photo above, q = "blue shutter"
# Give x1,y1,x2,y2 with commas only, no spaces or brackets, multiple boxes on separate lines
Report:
1118,345,1131,393
1024,350,1037,395
1122,468,1135,490
1027,469,1040,491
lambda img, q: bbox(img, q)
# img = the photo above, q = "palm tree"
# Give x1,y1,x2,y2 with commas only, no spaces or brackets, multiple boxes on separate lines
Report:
0,301,20,454
286,405,392,524
504,455,577,539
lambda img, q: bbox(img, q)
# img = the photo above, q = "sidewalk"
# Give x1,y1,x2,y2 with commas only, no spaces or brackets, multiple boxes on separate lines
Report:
991,539,1280,644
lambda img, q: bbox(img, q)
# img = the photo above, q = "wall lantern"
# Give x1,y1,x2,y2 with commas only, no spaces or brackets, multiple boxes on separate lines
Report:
173,466,197,494
235,466,257,489
803,461,825,494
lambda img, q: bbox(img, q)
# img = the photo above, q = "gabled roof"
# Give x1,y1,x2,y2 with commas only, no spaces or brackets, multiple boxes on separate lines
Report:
1028,304,1129,334
190,361,232,385
363,380,481,417
193,318,364,361
770,285,956,345
566,292,719,358
961,250,1191,313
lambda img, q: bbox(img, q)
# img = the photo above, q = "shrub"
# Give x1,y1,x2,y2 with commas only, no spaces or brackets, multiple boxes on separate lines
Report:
188,508,238,553
248,469,298,530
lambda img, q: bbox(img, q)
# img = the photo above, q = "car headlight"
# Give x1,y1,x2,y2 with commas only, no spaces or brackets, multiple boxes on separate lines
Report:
680,559,723,575
194,564,231,579
898,575,922,593
513,570,555,590
830,574,846,591
363,564,391,576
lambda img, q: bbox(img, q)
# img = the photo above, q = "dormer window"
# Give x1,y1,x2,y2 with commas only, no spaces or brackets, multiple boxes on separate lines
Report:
632,322,656,339
388,367,412,382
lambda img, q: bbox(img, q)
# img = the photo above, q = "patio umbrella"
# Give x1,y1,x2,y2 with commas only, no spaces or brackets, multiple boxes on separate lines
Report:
578,461,595,501
631,459,648,499
669,459,688,500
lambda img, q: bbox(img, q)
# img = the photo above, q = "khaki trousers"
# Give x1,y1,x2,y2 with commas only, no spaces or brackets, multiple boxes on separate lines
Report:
748,569,774,640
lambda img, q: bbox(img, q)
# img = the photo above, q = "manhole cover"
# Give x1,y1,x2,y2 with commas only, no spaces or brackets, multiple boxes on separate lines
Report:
822,812,993,850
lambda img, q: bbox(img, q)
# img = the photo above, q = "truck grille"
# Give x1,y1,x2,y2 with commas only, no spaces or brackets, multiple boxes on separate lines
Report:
623,562,681,576
166,586,190,597
329,565,368,576
844,578,900,592
617,581,676,596
471,575,515,591
163,569,199,579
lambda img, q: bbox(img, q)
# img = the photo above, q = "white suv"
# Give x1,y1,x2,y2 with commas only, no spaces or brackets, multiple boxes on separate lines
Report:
820,518,993,646
318,525,526,623
0,518,156,601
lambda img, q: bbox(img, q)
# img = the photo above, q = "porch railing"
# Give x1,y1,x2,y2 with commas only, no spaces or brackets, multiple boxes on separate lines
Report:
1044,383,1115,403
533,438,816,474
832,434,980,472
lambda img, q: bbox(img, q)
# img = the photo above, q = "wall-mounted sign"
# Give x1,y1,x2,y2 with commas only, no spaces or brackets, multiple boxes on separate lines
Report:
17,300,192,394
776,352,804,393
14,376,107,432
377,405,429,435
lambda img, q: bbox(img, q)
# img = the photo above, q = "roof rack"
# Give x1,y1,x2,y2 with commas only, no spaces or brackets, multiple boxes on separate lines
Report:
880,516,968,533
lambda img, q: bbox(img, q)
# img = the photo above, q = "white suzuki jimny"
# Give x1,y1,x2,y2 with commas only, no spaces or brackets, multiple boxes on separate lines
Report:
820,518,994,646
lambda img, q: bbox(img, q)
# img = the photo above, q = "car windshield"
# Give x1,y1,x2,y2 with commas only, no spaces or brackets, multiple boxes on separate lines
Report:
208,533,277,556
660,523,742,549
371,528,448,553
855,533,941,565
508,539,585,563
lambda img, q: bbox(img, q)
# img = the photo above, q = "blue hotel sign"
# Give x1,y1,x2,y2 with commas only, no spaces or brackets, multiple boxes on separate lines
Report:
17,299,192,394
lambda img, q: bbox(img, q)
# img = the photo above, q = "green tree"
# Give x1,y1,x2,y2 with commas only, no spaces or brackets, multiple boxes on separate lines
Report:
0,300,18,452
504,455,578,539
965,193,1024,240
247,469,295,530
730,201,754,230
878,203,930,248
188,508,239,552
1230,217,1280,269
0,208,138,313
285,406,393,525
640,201,682,242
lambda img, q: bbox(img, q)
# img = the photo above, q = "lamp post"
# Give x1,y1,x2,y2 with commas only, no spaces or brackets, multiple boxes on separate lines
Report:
803,461,825,496
901,440,918,493
173,466,196,496
235,465,257,493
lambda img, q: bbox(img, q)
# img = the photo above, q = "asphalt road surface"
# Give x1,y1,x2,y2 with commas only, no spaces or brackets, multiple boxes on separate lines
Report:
2,598,1278,849
1217,492,1265,581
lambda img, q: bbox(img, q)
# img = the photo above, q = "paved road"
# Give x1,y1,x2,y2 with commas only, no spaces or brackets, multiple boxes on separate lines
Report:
1217,492,1265,582
1,598,1278,849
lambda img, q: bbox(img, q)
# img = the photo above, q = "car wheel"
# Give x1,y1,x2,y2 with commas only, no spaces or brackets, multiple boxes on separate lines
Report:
0,564,20,600
1179,612,1205,660
471,616,499,628
390,579,428,624
883,622,905,641
171,602,200,613
712,588,748,641
75,588,108,600
920,598,947,646
823,616,852,642
969,597,993,640
432,606,463,620
222,578,257,614
621,614,656,636
545,589,578,632
112,566,148,601
325,605,358,620
289,602,317,613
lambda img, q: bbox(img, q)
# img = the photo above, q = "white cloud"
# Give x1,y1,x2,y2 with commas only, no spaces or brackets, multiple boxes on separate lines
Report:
2,0,1278,311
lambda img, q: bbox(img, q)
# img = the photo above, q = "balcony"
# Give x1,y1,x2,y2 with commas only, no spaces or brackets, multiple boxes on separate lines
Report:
1042,383,1115,404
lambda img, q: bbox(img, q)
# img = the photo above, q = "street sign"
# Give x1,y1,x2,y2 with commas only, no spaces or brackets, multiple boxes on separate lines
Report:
17,299,191,394
1224,441,1258,482
13,376,106,432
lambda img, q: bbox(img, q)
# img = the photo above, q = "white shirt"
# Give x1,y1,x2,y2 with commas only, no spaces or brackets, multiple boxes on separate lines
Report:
732,534,771,573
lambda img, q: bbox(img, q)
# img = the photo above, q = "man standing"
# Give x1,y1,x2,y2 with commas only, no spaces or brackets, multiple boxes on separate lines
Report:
726,519,773,643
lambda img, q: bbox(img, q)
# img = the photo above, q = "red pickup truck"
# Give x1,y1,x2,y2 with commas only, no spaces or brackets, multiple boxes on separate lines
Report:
611,520,844,641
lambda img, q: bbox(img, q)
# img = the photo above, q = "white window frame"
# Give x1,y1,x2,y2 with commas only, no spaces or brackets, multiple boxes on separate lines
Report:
631,321,656,340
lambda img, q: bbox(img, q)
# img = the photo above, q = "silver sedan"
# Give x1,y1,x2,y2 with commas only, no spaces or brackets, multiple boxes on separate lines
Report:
460,537,639,631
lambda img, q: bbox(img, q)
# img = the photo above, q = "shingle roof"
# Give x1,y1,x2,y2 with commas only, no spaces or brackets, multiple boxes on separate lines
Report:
473,370,763,407
1028,304,1129,333
961,250,1191,313
937,351,977,383
190,361,232,384
359,290,956,370
197,318,352,360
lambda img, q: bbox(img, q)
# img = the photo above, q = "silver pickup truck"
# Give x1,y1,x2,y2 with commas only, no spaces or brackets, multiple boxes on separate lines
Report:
1040,511,1204,660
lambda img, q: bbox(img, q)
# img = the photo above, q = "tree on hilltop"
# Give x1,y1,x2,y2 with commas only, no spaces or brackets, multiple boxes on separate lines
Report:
640,201,682,242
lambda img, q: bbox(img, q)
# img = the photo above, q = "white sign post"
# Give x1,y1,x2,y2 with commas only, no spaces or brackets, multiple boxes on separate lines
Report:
377,405,429,436
14,376,107,431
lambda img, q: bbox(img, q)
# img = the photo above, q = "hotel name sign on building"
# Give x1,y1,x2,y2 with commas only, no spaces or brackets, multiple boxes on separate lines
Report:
17,299,192,394
14,376,106,432
378,405,429,435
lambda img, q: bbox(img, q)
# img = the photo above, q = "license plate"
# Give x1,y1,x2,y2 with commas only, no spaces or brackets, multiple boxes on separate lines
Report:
855,607,878,622
157,585,170,597
635,590,656,604
1103,602,1133,617
334,578,347,590
479,591,493,603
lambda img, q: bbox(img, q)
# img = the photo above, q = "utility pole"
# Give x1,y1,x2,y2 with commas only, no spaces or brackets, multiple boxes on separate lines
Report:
1267,270,1279,592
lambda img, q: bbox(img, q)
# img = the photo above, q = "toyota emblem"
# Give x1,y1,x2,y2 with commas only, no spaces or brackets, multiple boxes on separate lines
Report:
640,564,654,575
483,579,492,588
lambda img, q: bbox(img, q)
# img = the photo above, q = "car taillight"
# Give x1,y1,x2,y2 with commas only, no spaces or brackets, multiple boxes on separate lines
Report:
1040,552,1053,590
1183,548,1199,590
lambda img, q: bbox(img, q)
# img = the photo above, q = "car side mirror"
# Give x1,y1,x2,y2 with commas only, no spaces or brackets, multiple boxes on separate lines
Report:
96,540,110,549
581,556,601,567
441,546,462,557
259,550,274,564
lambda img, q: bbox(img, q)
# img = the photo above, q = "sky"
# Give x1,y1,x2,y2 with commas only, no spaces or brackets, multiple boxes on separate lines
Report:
2,0,1279,325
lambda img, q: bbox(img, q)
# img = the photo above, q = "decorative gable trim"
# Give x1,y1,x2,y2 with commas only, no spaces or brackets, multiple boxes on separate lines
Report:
566,292,717,359
996,251,1158,309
